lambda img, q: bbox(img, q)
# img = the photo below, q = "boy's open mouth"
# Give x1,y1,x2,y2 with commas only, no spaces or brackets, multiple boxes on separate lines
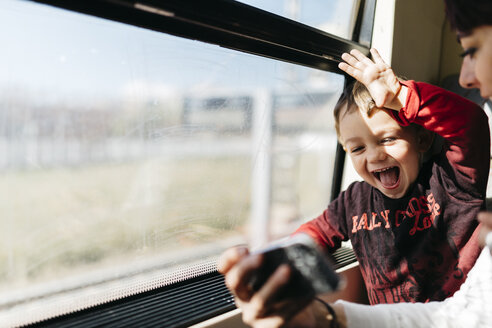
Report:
373,166,400,189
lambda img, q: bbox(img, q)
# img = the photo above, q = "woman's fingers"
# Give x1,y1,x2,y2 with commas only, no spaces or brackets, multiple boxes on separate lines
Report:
255,264,291,312
244,265,291,318
223,257,316,328
242,265,314,328
477,212,492,252
217,245,249,274
478,211,492,227
224,253,263,301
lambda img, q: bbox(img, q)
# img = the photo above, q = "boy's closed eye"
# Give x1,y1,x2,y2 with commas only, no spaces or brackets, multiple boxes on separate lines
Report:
380,137,397,144
349,145,365,154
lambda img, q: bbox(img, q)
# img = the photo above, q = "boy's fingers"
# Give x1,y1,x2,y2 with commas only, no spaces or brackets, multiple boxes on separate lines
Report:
370,48,385,64
341,52,363,68
217,245,249,274
349,49,373,65
338,62,361,80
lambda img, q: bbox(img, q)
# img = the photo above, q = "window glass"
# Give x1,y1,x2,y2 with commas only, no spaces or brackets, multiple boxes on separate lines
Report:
0,0,344,324
237,0,359,39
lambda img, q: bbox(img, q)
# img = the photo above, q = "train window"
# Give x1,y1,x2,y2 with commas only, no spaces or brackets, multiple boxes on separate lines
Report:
238,0,360,39
0,0,371,326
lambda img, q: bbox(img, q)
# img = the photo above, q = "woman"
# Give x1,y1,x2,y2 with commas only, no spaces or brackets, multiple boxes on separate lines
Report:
443,0,492,253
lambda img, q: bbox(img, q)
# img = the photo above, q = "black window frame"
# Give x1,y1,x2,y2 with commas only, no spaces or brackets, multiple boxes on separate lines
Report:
20,0,376,326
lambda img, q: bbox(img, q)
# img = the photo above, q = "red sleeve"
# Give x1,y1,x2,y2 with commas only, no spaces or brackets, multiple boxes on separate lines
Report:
391,80,490,193
294,209,345,251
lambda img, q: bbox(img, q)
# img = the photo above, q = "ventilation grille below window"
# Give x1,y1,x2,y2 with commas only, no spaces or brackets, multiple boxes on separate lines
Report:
25,272,235,328
331,246,358,270
25,247,356,328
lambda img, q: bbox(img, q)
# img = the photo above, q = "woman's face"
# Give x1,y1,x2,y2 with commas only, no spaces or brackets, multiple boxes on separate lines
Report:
459,25,492,100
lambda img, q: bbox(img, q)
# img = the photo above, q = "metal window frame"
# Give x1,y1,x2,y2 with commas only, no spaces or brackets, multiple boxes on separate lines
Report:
31,0,369,72
330,0,376,200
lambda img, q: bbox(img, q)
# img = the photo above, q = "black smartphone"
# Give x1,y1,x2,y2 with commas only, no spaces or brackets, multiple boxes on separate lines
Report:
248,233,342,300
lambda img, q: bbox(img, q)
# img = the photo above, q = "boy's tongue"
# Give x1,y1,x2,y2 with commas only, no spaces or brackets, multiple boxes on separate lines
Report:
379,167,399,187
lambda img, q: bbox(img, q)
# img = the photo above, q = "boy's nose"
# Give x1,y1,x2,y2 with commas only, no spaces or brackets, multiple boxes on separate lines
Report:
459,56,480,89
367,146,386,162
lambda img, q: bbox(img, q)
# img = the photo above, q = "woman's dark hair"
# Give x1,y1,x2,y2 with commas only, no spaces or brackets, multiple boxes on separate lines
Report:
444,0,492,34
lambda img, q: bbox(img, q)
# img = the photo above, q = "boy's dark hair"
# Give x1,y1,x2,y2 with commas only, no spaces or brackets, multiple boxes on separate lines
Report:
444,0,492,35
333,80,375,139
333,77,424,146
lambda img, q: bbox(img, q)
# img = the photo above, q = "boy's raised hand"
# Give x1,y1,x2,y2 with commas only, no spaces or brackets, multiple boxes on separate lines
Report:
338,48,405,111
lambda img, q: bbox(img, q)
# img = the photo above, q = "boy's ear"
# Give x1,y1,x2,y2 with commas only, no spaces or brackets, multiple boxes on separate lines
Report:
417,128,435,152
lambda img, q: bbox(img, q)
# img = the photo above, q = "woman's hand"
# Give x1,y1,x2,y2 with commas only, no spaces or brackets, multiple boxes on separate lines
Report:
477,212,492,255
217,246,318,328
338,48,406,111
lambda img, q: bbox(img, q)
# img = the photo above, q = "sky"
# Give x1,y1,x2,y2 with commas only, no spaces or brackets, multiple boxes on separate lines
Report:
0,0,355,104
